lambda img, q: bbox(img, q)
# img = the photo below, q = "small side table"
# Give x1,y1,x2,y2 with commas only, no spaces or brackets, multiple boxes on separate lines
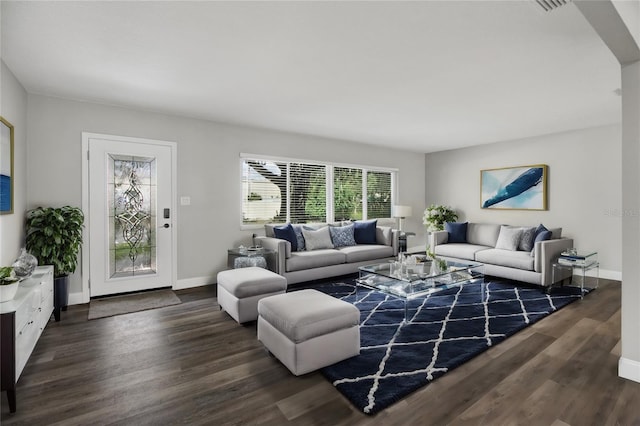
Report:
227,247,276,272
398,232,416,253
552,251,599,297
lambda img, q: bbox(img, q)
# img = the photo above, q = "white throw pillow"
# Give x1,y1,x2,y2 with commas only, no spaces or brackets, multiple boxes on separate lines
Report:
301,226,334,250
495,225,523,251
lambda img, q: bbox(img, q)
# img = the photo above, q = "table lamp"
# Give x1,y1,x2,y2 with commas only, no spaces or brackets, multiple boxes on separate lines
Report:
392,205,412,232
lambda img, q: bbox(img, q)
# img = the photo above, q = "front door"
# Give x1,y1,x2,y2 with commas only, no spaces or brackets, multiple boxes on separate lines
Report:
86,134,175,297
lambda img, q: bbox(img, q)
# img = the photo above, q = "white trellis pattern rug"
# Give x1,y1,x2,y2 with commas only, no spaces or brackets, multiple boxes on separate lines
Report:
294,278,589,415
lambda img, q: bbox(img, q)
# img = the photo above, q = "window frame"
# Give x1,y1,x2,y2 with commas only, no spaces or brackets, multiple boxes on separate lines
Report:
239,153,397,230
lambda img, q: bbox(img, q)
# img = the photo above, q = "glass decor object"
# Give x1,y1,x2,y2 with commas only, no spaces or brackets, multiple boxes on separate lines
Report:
12,248,38,277
108,155,156,278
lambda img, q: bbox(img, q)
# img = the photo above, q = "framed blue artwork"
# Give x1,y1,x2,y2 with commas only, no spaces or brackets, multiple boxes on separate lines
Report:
1,116,14,214
481,164,548,210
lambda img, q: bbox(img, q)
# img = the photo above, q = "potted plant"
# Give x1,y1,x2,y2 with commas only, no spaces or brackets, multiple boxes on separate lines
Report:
422,204,458,232
0,266,20,303
26,206,84,312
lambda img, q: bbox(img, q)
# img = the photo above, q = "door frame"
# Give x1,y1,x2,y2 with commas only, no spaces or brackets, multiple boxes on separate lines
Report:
81,132,178,303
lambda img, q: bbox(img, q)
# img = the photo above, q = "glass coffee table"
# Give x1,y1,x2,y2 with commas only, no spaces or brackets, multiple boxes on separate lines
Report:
357,259,485,323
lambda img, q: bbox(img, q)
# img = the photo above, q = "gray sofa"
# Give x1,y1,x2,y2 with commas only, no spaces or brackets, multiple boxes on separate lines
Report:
255,223,399,285
429,223,573,287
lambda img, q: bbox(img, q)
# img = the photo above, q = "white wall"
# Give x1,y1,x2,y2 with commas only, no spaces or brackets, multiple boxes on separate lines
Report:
425,124,622,279
26,94,426,299
0,61,28,265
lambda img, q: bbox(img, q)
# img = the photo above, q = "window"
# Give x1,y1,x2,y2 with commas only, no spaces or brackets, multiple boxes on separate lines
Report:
367,171,392,219
241,155,395,226
334,167,363,221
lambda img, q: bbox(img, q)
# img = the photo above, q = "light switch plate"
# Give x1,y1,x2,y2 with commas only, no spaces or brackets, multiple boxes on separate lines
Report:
180,196,191,206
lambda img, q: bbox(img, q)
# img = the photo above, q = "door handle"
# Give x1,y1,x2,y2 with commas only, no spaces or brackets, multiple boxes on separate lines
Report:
162,223,170,228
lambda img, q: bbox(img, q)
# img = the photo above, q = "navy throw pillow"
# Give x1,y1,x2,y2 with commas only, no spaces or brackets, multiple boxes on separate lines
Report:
274,223,298,252
530,230,552,256
534,223,549,239
354,220,377,244
534,230,552,244
445,221,468,243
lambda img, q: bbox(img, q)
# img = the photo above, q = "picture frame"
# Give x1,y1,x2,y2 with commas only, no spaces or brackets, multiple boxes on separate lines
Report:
1,116,14,214
480,164,548,210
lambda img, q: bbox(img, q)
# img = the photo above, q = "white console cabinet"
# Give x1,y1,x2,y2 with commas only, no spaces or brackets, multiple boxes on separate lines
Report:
1,265,54,413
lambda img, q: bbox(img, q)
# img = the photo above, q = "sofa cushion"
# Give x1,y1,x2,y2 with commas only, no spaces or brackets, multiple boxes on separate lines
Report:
292,224,306,251
376,226,393,246
274,223,298,252
337,245,394,263
517,226,536,251
286,249,346,272
329,224,357,248
548,227,562,239
495,226,522,251
475,248,535,271
445,222,468,243
434,243,490,261
354,220,378,244
302,226,334,251
466,223,501,247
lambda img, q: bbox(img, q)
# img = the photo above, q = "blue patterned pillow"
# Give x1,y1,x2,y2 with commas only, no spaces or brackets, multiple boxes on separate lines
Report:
292,224,306,251
329,224,357,248
273,223,298,252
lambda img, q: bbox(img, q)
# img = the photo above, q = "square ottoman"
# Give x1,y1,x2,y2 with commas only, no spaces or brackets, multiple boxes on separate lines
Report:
257,289,360,376
217,267,287,324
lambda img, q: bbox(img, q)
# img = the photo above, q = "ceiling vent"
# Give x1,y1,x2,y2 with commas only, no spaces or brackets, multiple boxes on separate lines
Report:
534,0,572,12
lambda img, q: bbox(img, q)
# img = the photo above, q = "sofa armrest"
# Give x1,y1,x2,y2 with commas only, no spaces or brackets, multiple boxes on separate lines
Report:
254,236,289,275
536,237,574,286
429,230,448,249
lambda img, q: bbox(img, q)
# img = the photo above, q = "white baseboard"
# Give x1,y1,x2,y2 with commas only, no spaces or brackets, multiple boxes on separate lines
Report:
582,268,621,281
66,276,215,306
619,357,640,383
68,292,85,306
174,276,215,290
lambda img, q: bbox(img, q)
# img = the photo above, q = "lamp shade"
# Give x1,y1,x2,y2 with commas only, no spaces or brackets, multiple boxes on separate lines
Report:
392,205,412,218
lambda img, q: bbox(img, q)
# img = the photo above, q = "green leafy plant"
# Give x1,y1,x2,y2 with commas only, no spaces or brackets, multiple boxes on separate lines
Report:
422,204,458,232
0,266,18,285
26,206,84,277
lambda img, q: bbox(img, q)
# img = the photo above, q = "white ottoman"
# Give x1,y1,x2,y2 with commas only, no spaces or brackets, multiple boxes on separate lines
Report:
257,289,360,376
217,267,287,324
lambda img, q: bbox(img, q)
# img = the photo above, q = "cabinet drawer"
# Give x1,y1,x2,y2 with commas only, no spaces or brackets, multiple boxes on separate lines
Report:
38,293,54,330
15,318,39,379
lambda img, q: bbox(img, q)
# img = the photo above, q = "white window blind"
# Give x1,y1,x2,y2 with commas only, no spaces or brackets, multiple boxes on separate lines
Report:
366,171,392,219
333,167,363,221
241,156,395,226
289,163,327,223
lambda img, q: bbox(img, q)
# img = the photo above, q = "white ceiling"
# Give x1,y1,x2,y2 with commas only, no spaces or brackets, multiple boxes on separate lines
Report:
1,1,621,153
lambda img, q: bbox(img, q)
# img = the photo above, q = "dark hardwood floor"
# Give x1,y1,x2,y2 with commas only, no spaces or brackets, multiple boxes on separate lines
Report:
1,278,638,425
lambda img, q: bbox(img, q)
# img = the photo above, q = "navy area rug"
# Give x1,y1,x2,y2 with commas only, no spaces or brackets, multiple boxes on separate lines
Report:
295,277,589,415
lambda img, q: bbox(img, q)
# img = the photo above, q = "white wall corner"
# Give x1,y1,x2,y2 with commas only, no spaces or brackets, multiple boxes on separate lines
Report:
619,356,640,383
174,276,215,290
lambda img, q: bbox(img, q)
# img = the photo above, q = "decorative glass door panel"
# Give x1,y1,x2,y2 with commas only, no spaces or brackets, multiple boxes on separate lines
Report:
108,155,157,278
88,135,174,297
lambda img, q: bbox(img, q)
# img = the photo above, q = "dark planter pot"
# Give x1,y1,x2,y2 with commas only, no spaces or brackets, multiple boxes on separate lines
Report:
53,275,69,322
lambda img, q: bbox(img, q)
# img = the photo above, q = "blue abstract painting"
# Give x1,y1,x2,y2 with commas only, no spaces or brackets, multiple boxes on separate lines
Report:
1,117,13,214
481,165,547,210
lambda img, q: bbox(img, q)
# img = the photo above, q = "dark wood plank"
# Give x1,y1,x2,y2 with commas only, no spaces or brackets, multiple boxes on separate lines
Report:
1,280,639,425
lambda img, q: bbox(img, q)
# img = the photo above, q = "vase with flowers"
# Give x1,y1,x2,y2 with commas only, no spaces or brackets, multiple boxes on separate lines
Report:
423,204,458,270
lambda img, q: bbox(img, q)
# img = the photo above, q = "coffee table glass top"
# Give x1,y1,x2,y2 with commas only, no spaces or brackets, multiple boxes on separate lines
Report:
358,259,484,300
